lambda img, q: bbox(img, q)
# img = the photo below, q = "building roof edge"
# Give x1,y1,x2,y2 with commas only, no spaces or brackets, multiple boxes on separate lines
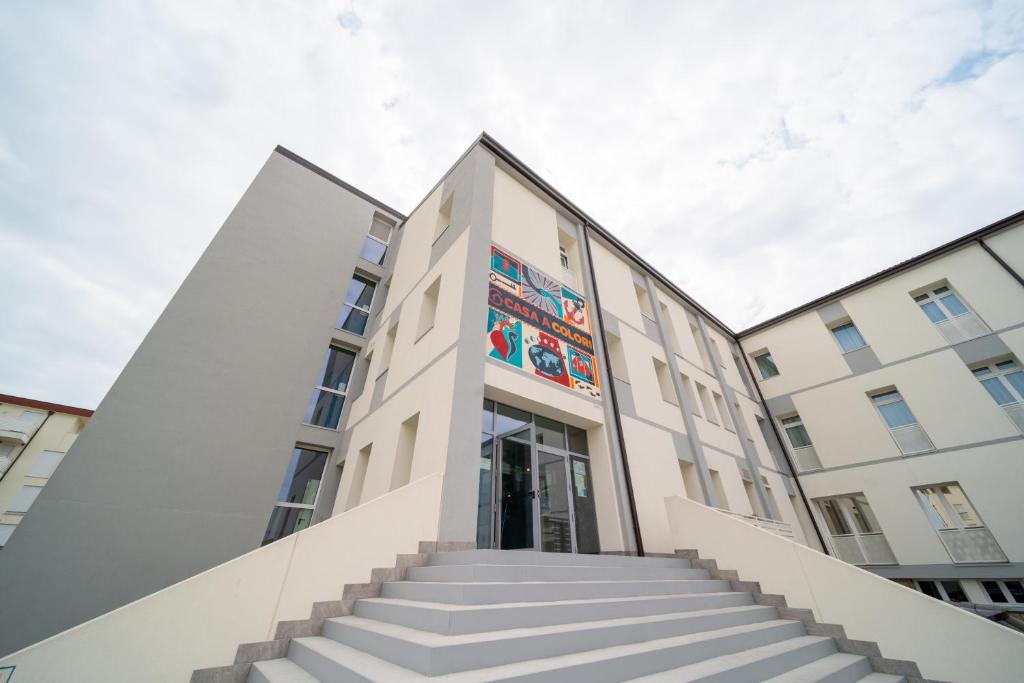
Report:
0,394,94,418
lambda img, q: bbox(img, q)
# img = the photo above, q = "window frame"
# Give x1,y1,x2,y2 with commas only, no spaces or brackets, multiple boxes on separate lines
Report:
912,284,987,342
915,579,968,603
829,320,868,354
869,389,934,454
971,359,1024,433
261,446,330,545
359,214,395,266
337,274,378,336
303,345,358,430
753,351,780,380
26,450,65,478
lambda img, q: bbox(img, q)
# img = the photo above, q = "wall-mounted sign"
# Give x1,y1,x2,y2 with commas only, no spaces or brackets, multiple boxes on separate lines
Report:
486,244,601,398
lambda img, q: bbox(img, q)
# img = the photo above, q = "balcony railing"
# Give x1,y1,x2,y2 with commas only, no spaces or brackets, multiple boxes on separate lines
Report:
830,531,897,565
937,527,1008,564
716,509,794,539
792,445,822,471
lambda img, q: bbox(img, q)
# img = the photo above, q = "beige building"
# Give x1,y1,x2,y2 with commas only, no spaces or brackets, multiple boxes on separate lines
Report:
0,135,1021,681
0,394,93,549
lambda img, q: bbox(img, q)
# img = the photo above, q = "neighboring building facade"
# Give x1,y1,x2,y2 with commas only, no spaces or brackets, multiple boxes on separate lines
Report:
0,134,1020,656
738,224,1024,613
0,395,93,549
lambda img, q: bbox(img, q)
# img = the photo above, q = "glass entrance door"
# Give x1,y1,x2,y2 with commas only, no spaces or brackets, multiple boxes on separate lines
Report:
537,450,574,552
497,428,534,550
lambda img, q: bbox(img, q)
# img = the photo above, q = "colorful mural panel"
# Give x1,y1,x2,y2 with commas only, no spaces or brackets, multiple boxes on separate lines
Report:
485,244,601,398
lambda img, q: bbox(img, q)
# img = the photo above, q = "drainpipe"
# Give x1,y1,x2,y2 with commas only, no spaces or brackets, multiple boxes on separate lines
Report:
0,410,54,485
736,353,831,554
580,223,644,556
977,238,1024,289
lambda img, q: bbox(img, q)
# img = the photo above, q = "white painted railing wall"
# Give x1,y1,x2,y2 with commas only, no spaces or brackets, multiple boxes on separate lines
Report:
665,495,1024,683
0,473,444,683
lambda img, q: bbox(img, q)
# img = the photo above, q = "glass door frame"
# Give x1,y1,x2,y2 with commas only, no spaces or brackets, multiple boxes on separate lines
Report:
535,444,579,553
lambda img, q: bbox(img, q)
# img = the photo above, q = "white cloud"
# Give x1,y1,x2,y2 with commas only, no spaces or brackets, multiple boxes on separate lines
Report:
0,0,1021,408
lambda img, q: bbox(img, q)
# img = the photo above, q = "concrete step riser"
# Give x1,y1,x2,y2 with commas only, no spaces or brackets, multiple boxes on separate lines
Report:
464,621,811,683
427,550,691,569
354,592,754,635
287,639,374,683
380,579,734,604
406,564,709,583
686,639,838,683
817,657,874,683
322,607,782,676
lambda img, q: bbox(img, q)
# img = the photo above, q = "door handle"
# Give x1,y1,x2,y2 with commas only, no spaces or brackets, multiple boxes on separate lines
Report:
527,490,537,499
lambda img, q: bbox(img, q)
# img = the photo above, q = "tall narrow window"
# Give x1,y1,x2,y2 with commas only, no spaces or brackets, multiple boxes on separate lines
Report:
653,358,676,405
870,389,933,454
696,383,718,424
972,359,1024,433
780,414,822,471
559,245,569,269
435,195,453,241
635,283,655,320
304,346,356,429
690,324,712,370
0,443,15,476
360,213,395,265
7,485,43,514
26,450,65,478
681,373,700,416
913,483,1007,563
713,391,734,431
378,324,398,376
390,413,420,490
815,493,896,565
337,275,376,335
831,321,867,353
416,277,440,341
753,351,779,379
660,303,682,355
346,444,372,510
913,284,988,344
709,337,726,368
605,332,629,381
262,446,329,545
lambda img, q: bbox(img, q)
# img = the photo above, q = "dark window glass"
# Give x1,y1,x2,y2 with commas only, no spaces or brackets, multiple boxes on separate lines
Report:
755,352,780,378
495,403,530,435
567,425,589,455
321,347,356,392
360,236,387,265
305,389,345,428
338,306,370,335
345,276,376,309
535,416,566,449
941,580,968,602
262,506,313,545
482,400,494,434
1005,580,1024,603
917,580,941,599
476,438,494,549
982,581,1008,603
277,447,328,504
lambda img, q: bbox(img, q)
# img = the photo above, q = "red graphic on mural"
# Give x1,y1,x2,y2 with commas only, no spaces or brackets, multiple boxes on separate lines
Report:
528,333,571,387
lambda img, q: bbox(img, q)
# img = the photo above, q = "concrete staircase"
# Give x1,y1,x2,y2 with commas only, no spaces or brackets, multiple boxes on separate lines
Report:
247,550,907,682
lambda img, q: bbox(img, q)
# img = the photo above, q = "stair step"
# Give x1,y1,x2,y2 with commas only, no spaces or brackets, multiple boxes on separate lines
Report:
354,591,754,634
381,579,733,604
427,550,690,569
407,563,709,583
855,676,906,683
248,657,321,683
281,619,807,682
322,606,784,675
760,652,873,683
630,635,837,681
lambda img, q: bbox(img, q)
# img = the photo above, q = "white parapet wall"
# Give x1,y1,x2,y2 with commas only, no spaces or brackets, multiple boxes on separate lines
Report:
0,473,444,683
664,495,1024,683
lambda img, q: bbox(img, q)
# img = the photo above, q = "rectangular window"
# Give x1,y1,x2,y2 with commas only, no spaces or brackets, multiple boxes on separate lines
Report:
359,213,395,265
696,383,718,424
913,483,1007,563
660,303,682,355
390,413,420,490
605,332,629,381
815,493,896,565
435,195,452,241
913,284,988,344
709,337,726,368
0,523,15,546
691,324,712,370
416,277,440,341
870,389,933,454
753,352,780,379
7,485,43,514
653,358,677,405
831,321,867,353
635,283,655,320
0,443,15,476
780,414,822,471
337,275,376,335
681,373,700,416
261,446,328,545
982,579,1024,603
972,359,1024,433
304,346,357,429
713,392,734,431
916,580,968,603
26,450,65,478
346,444,372,510
559,245,569,270
378,324,398,375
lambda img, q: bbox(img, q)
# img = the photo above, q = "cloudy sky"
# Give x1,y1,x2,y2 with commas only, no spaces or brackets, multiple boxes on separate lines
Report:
1,1,1022,409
